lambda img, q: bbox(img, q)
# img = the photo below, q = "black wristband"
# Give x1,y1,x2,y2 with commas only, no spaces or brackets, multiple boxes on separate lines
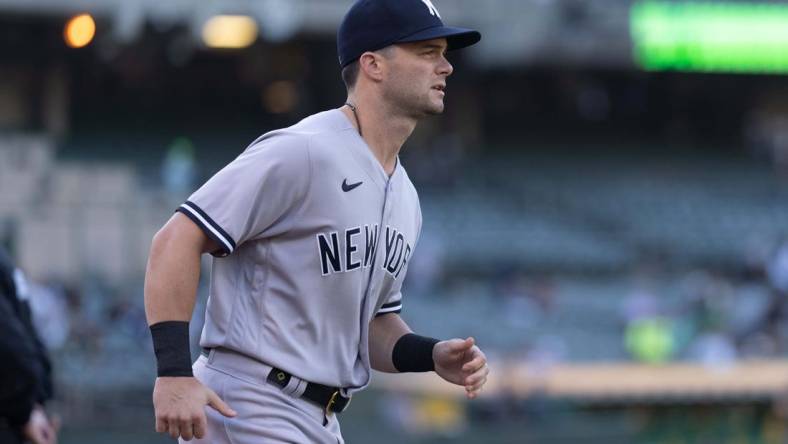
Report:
150,321,193,377
392,333,440,373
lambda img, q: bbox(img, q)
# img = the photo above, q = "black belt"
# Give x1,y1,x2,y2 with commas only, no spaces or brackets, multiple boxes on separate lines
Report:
201,348,352,414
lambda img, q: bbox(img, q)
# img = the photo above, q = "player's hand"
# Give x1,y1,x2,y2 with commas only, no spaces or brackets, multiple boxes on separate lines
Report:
153,376,237,441
433,337,489,399
23,404,58,444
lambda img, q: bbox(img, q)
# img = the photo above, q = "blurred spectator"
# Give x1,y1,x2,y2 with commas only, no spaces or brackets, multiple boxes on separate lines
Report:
26,282,70,351
620,286,659,324
764,238,788,352
63,281,103,355
624,317,674,364
687,329,737,369
106,298,149,349
0,247,58,444
499,274,557,338
499,272,541,332
729,283,774,357
766,238,788,295
621,271,675,363
680,271,732,332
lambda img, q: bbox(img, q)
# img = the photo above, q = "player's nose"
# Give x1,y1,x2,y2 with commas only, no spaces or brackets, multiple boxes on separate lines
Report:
438,55,453,77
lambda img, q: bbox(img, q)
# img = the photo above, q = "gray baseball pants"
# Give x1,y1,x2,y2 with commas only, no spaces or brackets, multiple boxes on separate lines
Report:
181,349,344,444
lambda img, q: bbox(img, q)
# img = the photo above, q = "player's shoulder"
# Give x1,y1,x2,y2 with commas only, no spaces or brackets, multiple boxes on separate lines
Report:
245,109,347,158
287,109,348,135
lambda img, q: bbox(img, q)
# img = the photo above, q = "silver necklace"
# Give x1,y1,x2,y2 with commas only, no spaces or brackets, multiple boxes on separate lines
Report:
345,102,363,137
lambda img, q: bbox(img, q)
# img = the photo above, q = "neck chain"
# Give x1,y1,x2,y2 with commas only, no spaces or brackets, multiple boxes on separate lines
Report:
345,102,363,137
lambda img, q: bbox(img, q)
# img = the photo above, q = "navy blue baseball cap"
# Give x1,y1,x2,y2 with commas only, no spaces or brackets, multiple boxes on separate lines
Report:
337,0,482,68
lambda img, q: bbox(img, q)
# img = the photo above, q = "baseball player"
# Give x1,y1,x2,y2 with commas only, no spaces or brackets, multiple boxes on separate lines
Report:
144,0,488,442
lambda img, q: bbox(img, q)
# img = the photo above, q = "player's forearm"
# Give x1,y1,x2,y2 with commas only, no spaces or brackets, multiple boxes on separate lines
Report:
368,313,412,373
144,217,204,325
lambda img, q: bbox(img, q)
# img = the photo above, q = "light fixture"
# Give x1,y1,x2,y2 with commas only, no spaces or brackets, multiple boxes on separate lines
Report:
202,15,258,49
64,13,96,49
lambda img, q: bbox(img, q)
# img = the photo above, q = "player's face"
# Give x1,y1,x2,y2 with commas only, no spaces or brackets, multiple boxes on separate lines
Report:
381,38,454,117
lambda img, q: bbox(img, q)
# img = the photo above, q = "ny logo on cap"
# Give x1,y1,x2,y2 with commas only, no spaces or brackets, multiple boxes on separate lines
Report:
420,0,442,18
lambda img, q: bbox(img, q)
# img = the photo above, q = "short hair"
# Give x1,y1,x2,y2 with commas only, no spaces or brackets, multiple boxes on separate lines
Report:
341,47,396,91
341,61,360,91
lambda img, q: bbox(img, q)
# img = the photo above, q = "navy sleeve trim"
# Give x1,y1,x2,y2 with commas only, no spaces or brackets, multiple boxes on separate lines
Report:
376,300,403,317
375,309,402,317
176,201,236,257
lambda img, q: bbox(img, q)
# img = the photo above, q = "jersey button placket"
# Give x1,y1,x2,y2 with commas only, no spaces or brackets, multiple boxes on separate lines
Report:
372,178,396,301
358,176,395,381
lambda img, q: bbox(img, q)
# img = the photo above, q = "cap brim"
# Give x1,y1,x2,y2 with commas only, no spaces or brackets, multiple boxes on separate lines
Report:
396,26,481,51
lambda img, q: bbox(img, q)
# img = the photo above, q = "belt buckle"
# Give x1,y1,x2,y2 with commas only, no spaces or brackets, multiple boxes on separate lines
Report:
325,390,340,414
325,390,351,414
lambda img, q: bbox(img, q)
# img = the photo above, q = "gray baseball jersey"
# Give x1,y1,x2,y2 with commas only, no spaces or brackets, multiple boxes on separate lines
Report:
176,109,421,394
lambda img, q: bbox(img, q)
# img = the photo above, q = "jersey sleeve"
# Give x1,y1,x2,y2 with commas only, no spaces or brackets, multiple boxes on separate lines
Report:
375,290,403,317
177,132,311,257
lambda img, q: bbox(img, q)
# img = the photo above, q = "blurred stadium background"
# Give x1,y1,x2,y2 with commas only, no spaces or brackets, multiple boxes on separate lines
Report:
2,0,788,442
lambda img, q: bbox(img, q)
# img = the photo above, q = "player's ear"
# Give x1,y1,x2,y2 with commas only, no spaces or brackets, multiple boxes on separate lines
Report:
358,51,386,83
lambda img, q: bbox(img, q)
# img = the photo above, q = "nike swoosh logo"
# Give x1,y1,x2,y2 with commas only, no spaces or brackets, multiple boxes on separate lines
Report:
342,179,363,192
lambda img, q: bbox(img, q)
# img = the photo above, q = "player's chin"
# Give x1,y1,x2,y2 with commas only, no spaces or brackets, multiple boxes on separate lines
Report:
425,100,445,115
408,95,444,117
